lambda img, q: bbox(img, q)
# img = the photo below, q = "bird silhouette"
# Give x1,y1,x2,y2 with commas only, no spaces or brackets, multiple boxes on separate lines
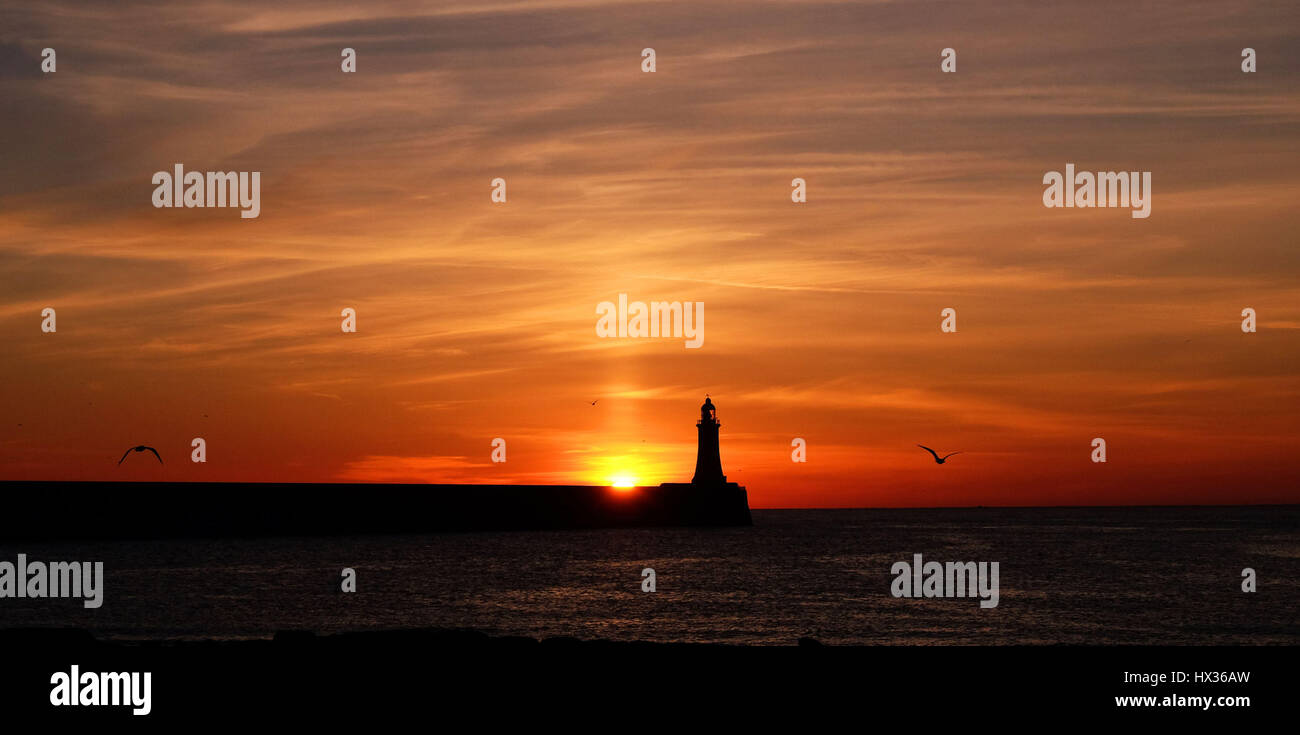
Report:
119,445,163,465
590,400,599,406
917,445,961,464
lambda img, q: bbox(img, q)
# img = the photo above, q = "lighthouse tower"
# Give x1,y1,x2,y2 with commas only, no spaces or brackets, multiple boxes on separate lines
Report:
691,396,727,485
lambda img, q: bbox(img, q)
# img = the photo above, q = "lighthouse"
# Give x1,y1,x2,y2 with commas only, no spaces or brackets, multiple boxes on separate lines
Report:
691,396,727,485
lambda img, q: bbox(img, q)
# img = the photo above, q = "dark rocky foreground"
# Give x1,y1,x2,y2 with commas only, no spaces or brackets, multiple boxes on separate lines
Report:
0,628,1287,722
0,626,802,652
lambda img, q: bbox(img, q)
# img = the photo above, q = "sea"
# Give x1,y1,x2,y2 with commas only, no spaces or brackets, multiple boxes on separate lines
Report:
1,507,1296,645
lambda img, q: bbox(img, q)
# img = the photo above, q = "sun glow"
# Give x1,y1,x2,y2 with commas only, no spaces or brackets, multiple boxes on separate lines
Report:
610,474,638,489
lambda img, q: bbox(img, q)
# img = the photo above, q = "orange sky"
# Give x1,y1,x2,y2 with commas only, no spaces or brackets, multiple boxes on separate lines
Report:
1,1,1298,507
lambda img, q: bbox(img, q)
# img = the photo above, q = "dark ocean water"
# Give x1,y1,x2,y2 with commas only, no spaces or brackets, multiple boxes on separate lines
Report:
1,507,1296,645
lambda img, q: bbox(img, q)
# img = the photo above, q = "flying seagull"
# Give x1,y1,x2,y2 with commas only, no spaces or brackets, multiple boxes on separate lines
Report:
917,445,961,464
590,399,599,406
119,445,163,465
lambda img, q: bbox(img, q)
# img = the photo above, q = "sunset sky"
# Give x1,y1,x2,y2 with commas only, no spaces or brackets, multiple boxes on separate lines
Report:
1,0,1298,507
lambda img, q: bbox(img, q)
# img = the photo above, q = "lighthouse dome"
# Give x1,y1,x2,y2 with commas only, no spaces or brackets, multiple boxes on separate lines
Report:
699,396,717,424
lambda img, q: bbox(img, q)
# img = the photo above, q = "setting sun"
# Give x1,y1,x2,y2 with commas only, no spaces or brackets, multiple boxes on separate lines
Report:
610,474,638,489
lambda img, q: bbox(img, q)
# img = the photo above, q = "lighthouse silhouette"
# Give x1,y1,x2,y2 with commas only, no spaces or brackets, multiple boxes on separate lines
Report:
691,396,727,485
